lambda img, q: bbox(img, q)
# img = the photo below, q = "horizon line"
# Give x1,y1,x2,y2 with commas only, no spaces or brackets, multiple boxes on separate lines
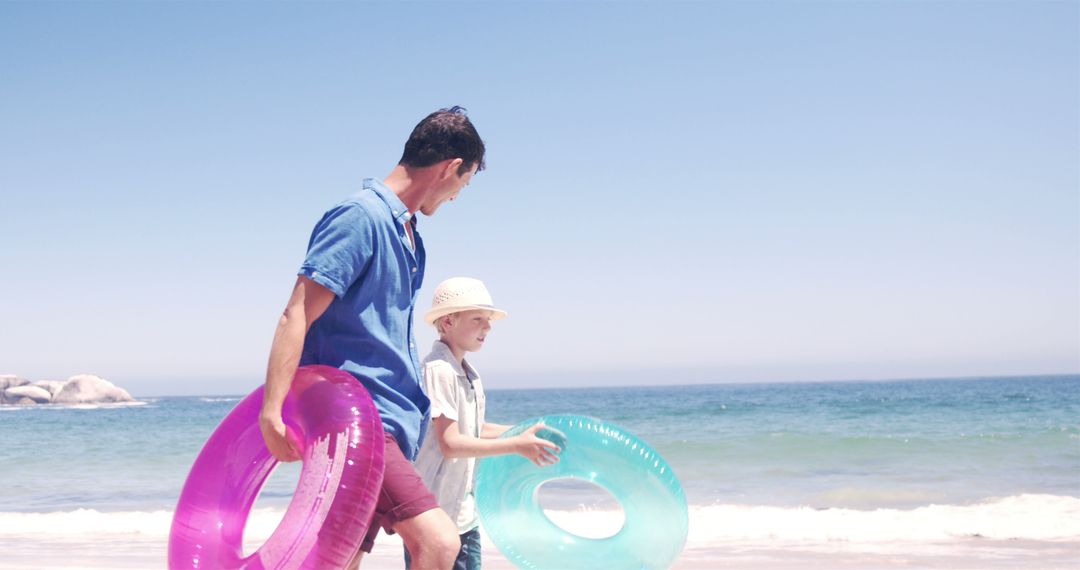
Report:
132,371,1080,399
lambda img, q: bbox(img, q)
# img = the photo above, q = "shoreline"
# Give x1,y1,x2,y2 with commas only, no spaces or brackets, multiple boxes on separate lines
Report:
3,502,1079,570
3,533,1077,570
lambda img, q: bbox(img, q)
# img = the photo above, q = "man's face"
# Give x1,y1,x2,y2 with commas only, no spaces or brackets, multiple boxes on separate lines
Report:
421,163,478,216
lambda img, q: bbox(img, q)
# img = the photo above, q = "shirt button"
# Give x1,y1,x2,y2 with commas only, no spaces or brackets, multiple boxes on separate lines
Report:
412,267,417,273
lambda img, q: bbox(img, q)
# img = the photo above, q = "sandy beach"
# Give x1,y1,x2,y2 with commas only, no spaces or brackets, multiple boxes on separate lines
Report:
3,530,1078,570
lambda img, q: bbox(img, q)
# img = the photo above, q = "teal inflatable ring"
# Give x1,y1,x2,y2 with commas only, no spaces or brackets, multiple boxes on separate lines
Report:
475,415,688,570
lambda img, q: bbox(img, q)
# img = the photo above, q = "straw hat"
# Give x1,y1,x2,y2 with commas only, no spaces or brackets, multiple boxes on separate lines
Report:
424,277,508,326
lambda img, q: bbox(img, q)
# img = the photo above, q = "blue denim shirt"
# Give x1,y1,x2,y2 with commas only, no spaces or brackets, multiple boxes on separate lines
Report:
298,178,429,459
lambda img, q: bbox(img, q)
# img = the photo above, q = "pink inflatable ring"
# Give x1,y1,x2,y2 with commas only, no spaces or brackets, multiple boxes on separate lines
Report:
169,365,385,569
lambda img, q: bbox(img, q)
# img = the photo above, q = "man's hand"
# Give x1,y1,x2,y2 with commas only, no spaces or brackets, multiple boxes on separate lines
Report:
513,423,562,467
260,276,335,463
259,411,302,462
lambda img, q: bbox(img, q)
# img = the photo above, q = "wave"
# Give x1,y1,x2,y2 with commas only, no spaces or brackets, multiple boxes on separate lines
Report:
59,401,151,410
548,494,1080,543
198,397,242,403
1,494,1076,544
687,494,1080,542
0,401,150,411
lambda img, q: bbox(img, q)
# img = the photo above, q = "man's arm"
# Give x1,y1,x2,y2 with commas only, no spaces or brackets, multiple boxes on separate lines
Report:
259,275,336,461
431,416,560,467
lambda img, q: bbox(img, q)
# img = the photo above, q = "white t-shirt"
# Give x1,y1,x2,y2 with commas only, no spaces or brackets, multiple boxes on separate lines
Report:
414,340,486,533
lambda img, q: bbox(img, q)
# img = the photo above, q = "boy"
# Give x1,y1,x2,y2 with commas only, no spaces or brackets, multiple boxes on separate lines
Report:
409,277,560,570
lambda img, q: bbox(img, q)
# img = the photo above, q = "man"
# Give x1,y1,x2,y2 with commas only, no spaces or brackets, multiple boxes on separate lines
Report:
259,107,485,569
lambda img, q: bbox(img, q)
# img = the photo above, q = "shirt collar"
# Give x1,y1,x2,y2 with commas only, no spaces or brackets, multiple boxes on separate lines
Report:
430,340,479,381
364,177,414,225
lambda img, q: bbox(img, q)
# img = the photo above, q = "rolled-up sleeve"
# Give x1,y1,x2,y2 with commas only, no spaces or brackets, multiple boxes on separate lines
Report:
424,362,460,422
299,202,374,298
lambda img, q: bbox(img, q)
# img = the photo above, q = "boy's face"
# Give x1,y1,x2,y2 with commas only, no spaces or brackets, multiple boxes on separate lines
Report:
442,309,494,354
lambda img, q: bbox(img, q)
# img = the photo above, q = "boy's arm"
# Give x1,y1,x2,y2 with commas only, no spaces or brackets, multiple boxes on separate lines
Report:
259,276,336,462
480,422,512,438
432,416,560,467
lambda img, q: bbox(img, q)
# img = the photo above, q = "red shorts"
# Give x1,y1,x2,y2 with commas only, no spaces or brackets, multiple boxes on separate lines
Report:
360,433,441,552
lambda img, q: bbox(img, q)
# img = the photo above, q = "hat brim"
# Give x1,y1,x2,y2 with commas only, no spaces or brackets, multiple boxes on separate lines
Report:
424,305,508,326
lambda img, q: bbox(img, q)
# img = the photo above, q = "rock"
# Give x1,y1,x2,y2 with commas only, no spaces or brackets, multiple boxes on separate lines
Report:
0,374,135,406
4,385,52,404
0,375,29,391
0,376,30,404
33,380,67,399
53,374,135,404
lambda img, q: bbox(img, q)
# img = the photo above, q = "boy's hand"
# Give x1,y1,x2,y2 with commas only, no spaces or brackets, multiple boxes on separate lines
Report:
259,412,302,462
514,423,562,467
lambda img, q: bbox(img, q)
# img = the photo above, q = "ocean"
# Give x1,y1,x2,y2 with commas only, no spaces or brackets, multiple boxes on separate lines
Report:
2,374,1078,569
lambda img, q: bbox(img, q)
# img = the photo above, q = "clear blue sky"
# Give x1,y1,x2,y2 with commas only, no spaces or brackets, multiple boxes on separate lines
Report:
1,1,1077,396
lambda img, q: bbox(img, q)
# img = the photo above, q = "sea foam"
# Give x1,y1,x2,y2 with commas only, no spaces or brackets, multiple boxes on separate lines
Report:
687,494,1080,542
2,494,1076,545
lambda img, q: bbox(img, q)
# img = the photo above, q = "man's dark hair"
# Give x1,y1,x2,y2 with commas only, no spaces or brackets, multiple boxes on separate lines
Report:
399,106,486,176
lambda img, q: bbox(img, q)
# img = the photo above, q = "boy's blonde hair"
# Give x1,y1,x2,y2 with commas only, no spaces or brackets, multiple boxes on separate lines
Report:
434,313,455,336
